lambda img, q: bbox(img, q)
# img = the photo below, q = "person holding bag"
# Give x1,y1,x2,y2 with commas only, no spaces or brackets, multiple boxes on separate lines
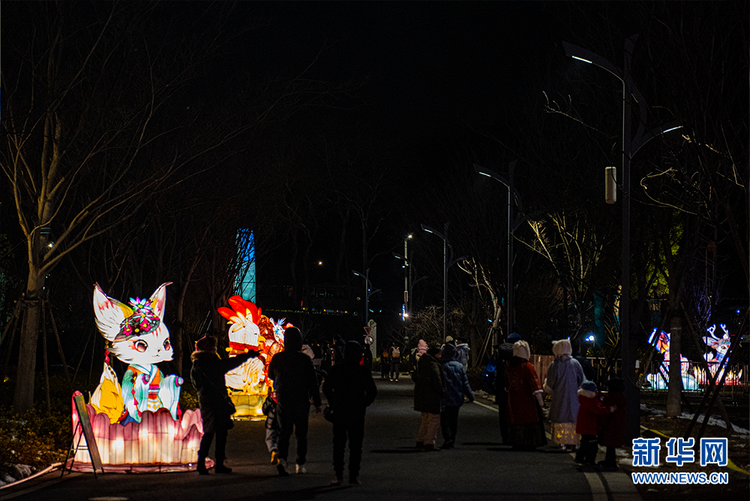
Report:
191,335,258,475
544,338,584,451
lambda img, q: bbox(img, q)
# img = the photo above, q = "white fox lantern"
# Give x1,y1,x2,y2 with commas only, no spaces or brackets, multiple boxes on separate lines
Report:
91,283,183,424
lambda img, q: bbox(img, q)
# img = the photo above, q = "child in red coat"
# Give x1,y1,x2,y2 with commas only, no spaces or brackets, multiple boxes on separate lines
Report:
597,378,627,470
575,380,614,468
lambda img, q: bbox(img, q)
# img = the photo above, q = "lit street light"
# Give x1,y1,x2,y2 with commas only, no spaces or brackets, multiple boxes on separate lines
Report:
474,161,525,347
421,223,466,343
397,234,413,319
564,35,682,442
352,268,380,324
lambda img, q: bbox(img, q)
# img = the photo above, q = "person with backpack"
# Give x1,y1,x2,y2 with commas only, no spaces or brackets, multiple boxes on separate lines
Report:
389,342,401,382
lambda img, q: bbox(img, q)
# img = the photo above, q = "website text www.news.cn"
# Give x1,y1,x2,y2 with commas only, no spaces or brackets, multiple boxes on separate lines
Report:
630,437,731,486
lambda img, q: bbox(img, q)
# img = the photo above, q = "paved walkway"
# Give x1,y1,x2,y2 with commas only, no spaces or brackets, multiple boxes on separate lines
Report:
2,375,642,501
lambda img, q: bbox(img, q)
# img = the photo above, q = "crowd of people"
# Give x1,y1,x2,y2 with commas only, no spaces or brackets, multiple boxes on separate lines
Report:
189,328,626,485
493,332,627,470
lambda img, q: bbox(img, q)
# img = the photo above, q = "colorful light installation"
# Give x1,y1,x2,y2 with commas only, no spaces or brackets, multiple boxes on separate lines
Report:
218,296,289,419
646,329,699,390
72,284,202,471
92,283,183,424
71,392,209,472
646,324,743,390
694,323,743,385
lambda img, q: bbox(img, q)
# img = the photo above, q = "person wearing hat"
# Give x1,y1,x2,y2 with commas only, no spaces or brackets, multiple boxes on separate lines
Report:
191,335,258,475
505,339,546,449
440,342,474,449
544,338,585,451
575,380,615,469
494,332,521,444
413,346,445,451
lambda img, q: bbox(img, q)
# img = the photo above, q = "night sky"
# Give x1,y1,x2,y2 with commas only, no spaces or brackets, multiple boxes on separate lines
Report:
2,1,746,340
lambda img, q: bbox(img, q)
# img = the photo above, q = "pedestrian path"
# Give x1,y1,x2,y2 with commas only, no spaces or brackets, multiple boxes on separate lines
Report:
472,393,641,501
1,376,642,501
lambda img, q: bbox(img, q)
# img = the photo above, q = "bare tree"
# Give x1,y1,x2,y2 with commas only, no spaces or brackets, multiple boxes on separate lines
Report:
1,1,348,411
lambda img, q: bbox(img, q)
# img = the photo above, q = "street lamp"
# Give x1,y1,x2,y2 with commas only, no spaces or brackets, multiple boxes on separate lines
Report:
394,249,427,321
421,223,465,343
474,161,524,346
352,269,380,324
564,35,682,442
400,235,413,318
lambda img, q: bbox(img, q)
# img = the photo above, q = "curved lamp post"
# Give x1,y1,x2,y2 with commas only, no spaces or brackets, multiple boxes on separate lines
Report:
421,223,466,343
474,161,525,346
563,35,681,442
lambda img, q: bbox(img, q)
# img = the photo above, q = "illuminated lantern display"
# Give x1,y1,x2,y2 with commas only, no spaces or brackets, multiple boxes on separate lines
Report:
646,329,699,391
693,324,743,385
71,391,209,472
218,296,289,419
69,283,205,472
646,324,743,390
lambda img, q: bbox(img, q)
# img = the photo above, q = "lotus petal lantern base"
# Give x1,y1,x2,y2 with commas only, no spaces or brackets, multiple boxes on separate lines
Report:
71,393,208,472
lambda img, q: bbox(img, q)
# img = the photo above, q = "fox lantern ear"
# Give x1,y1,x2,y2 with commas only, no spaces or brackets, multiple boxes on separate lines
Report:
148,282,172,320
93,283,133,342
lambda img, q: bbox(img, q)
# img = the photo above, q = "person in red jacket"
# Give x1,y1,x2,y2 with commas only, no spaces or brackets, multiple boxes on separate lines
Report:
597,378,627,471
574,380,614,469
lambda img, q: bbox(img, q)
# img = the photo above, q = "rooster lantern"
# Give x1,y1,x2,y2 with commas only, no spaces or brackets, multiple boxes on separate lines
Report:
218,296,288,416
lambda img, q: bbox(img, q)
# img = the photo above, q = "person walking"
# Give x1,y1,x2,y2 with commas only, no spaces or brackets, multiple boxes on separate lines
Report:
322,341,378,486
494,332,521,444
575,380,614,470
389,342,401,382
380,347,390,380
454,337,470,369
440,343,474,449
544,338,584,451
267,327,322,476
262,387,280,465
413,346,444,451
505,340,546,450
191,336,258,475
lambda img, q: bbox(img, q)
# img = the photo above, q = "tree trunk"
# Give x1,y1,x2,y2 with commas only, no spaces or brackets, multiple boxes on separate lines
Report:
174,247,203,376
13,267,45,412
666,313,683,417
